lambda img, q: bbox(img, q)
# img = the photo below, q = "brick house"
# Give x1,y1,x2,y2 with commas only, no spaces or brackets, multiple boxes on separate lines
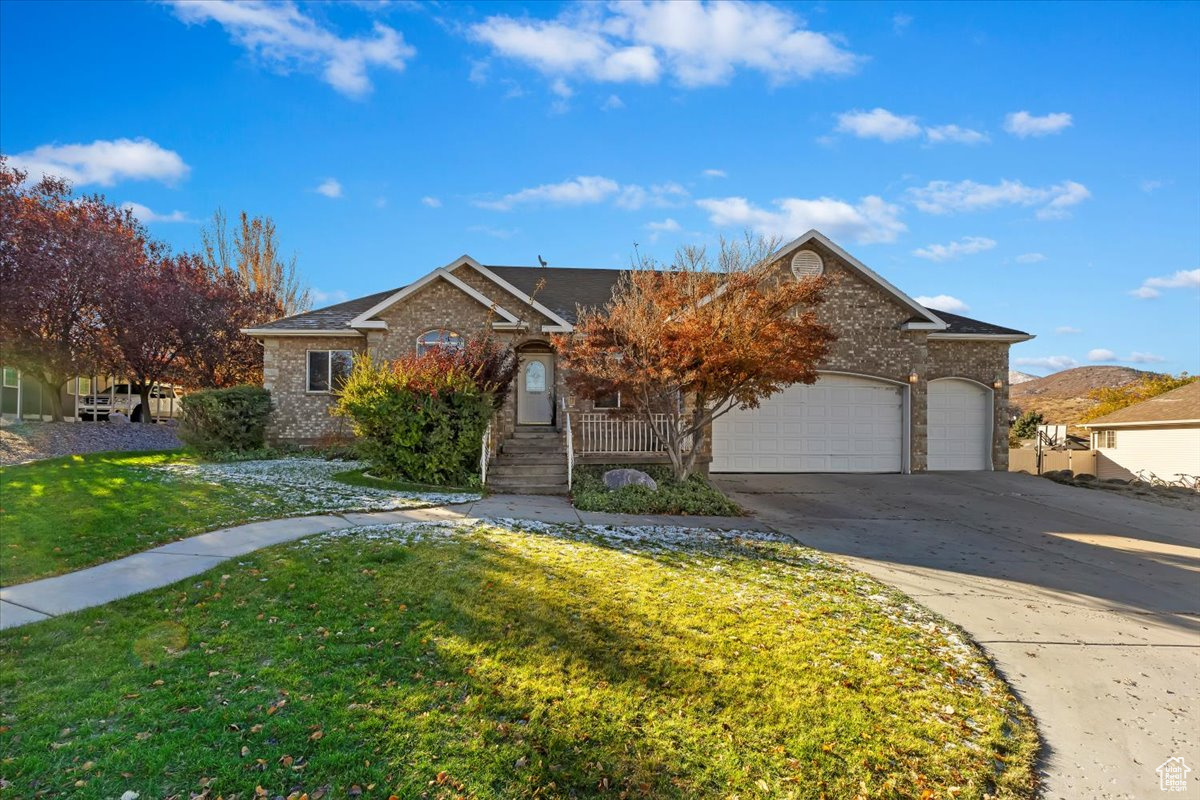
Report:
244,230,1032,492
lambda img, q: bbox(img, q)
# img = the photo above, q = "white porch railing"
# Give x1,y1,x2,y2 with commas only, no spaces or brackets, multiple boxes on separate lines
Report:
480,420,492,486
579,412,690,454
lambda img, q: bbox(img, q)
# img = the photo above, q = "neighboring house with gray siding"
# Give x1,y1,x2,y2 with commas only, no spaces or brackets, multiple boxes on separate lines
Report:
243,230,1032,492
1082,380,1200,482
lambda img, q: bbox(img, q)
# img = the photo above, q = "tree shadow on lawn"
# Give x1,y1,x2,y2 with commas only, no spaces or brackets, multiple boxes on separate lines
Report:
0,526,1033,799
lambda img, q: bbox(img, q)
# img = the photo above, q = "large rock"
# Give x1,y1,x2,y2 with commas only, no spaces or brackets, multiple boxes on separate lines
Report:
603,468,658,492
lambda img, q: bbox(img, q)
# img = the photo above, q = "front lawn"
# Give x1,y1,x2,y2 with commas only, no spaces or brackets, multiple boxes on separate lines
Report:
0,520,1035,798
0,451,479,586
572,464,742,516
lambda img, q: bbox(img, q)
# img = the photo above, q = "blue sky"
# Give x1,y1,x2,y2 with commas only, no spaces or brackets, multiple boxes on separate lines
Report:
2,0,1198,375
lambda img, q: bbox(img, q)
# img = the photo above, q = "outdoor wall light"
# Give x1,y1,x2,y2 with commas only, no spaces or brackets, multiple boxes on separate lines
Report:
908,371,919,384
993,379,1004,390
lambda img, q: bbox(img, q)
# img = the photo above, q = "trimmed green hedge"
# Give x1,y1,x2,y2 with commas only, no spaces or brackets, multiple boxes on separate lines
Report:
178,385,273,456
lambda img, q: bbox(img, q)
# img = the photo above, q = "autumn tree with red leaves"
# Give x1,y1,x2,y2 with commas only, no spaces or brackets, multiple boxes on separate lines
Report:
0,158,141,420
554,235,836,480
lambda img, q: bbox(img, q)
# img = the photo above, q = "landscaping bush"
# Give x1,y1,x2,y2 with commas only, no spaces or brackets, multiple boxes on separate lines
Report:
334,348,503,487
572,464,743,516
178,385,272,456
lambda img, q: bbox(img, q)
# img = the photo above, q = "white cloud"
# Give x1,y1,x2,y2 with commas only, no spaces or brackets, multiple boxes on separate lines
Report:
311,288,349,304
476,175,618,210
1004,110,1073,138
892,13,913,34
468,1,860,91
468,225,520,239
601,93,624,110
1130,268,1200,299
702,168,727,178
697,194,905,244
836,108,920,141
315,178,343,198
1055,325,1081,334
1087,348,1116,362
616,181,688,210
476,175,686,211
914,294,969,313
1013,355,1079,371
120,202,193,224
908,178,1090,219
924,124,988,145
912,236,996,262
374,196,386,208
1129,352,1165,364
1140,178,1167,193
834,109,986,145
169,0,415,97
645,217,681,232
1016,252,1046,263
1086,348,1166,365
421,195,442,208
9,137,189,186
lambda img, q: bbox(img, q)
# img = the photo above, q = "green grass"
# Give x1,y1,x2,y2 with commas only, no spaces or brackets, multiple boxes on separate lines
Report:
572,464,742,516
0,451,300,586
0,521,1036,798
0,452,472,587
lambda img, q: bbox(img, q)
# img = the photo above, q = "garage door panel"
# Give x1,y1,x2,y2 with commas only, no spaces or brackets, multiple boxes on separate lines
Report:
927,379,991,471
712,375,904,473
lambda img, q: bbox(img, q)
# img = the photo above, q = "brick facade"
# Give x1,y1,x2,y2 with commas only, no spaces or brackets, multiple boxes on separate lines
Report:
262,335,365,444
259,252,1015,470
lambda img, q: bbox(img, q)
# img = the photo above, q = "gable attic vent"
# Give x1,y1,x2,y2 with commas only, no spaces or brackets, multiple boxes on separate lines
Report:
791,249,824,279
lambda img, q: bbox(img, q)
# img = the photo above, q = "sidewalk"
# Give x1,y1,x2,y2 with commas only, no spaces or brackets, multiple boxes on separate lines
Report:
0,495,769,630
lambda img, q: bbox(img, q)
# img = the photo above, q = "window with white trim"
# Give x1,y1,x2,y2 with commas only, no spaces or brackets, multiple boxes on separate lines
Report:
307,350,354,393
1097,430,1116,449
417,329,464,356
68,377,93,396
2,367,18,388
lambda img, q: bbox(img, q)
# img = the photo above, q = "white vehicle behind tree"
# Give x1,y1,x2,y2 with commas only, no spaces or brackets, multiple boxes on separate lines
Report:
78,382,183,422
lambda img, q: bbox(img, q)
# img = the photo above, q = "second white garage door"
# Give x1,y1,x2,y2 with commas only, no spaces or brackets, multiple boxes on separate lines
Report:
927,378,992,471
711,374,904,473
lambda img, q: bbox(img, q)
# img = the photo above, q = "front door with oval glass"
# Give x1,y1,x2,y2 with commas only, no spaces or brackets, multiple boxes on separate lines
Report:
517,354,554,425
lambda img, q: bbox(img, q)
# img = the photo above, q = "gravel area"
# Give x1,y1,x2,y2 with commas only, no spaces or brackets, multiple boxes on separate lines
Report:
0,420,182,466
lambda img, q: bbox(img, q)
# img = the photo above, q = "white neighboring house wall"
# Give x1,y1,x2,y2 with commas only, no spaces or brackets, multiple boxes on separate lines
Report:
1092,424,1200,481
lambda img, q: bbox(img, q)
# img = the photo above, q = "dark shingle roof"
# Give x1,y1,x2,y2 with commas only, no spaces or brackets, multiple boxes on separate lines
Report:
250,264,1029,339
486,266,623,323
250,287,400,332
925,309,1031,337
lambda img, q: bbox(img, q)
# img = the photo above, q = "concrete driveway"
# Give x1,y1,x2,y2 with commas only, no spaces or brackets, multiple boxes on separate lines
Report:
715,471,1199,800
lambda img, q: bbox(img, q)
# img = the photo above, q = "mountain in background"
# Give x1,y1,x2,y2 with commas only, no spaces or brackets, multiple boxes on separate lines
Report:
1008,370,1038,385
1010,365,1158,424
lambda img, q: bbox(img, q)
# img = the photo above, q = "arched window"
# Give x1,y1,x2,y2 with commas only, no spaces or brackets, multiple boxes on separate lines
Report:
524,360,546,392
416,329,464,356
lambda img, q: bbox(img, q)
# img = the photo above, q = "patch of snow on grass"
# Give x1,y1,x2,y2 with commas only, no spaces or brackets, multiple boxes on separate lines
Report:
155,458,480,513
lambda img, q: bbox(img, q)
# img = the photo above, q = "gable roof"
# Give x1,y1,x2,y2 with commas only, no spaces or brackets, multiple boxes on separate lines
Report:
771,230,946,329
243,287,399,334
1082,380,1200,427
243,231,1029,340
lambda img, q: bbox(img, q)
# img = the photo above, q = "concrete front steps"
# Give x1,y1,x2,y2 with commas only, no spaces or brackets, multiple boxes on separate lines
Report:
488,426,569,495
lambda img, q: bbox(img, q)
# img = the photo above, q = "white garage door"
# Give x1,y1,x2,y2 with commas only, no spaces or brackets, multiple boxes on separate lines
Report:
927,379,991,471
711,374,904,473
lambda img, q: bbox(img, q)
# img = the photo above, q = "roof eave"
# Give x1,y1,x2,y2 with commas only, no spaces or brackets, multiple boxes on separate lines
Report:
241,327,364,337
1081,418,1200,429
927,333,1035,343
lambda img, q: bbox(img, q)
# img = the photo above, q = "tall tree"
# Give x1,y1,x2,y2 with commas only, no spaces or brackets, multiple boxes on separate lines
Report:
200,209,311,317
554,235,836,480
178,271,278,389
0,158,135,421
97,250,212,422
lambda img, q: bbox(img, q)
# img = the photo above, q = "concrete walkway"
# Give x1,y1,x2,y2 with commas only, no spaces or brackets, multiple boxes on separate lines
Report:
716,471,1200,800
0,495,768,630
